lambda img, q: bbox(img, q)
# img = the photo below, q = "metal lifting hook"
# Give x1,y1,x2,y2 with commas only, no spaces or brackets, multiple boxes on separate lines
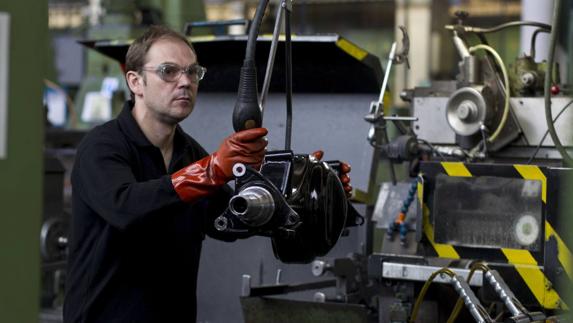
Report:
393,25,410,69
365,25,413,185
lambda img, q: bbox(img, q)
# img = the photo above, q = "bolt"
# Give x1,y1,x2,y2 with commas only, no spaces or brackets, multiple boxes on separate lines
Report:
521,72,535,86
457,100,476,121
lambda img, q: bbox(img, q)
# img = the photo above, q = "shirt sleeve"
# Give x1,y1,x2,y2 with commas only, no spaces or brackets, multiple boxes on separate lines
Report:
72,138,182,231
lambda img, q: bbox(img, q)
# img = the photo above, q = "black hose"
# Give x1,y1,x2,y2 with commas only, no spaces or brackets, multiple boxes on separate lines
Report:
284,6,292,150
233,0,270,132
245,0,270,61
544,0,572,165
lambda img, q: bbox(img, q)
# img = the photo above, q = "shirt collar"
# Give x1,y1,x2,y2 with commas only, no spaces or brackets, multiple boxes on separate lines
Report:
118,101,154,147
117,101,191,150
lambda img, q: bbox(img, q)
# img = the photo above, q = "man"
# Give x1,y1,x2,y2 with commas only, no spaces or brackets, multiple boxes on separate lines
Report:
64,25,268,322
65,25,351,323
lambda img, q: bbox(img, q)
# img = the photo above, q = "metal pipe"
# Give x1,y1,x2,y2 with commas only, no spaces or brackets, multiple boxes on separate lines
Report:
284,0,293,150
530,28,550,59
376,43,398,185
450,275,491,323
376,42,396,114
445,20,551,33
453,32,471,59
259,2,285,114
543,0,572,165
484,270,522,317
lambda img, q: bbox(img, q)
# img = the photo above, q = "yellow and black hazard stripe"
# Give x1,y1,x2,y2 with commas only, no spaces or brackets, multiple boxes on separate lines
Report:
418,161,571,310
335,36,385,95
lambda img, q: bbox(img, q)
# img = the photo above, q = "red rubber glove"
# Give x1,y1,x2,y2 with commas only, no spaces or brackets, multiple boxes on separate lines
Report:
311,150,352,198
172,128,268,203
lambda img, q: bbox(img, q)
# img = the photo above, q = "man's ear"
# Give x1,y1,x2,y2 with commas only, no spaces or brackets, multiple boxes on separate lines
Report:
126,71,144,97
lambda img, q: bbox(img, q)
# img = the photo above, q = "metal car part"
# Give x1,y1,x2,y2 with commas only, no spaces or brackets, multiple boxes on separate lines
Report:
215,151,349,264
311,260,330,277
229,185,275,227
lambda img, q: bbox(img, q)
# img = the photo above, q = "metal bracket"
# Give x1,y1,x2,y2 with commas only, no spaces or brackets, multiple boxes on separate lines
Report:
241,273,337,298
381,262,484,287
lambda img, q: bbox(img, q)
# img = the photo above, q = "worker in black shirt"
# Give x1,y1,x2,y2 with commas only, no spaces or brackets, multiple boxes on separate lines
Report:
63,25,268,322
64,25,352,323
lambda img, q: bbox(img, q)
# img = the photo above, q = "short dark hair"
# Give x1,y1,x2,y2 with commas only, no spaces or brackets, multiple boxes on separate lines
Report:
125,25,195,99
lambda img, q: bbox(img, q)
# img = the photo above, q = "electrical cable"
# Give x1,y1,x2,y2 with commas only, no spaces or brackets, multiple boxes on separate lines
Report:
493,310,505,322
417,139,446,161
476,304,493,321
511,296,529,314
409,268,457,323
479,124,488,157
468,44,510,143
527,99,573,164
486,302,496,316
543,0,573,166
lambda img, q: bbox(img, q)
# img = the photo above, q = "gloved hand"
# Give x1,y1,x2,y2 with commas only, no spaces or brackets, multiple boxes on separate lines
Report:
172,128,268,203
311,150,352,198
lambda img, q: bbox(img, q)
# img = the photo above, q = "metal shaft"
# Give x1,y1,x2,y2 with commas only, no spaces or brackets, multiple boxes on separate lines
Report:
284,1,293,150
376,42,396,115
450,275,491,323
229,186,275,227
484,270,522,317
259,2,285,113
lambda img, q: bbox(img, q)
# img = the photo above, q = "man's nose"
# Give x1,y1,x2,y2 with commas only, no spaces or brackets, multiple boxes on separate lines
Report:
177,72,193,88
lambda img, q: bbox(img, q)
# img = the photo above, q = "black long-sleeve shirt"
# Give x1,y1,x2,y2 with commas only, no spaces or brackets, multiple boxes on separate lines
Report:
64,101,230,323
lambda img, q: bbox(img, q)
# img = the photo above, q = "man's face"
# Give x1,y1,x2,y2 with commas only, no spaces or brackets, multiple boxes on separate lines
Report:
136,38,199,125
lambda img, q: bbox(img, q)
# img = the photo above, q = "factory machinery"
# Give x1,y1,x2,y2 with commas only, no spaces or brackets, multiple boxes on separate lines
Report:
239,2,572,323
363,14,572,322
40,0,572,322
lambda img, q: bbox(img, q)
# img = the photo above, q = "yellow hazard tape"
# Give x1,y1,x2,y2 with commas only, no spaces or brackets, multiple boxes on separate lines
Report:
441,162,472,177
418,182,460,259
436,163,568,309
545,222,573,280
502,249,567,310
335,38,367,61
514,164,572,279
514,165,547,203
